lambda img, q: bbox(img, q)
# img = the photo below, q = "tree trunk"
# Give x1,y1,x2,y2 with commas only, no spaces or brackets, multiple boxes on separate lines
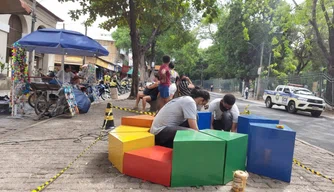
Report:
139,53,146,83
128,0,139,99
149,40,156,80
324,27,334,105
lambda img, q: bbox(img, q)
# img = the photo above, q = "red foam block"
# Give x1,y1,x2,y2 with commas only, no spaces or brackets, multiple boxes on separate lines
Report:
123,146,173,187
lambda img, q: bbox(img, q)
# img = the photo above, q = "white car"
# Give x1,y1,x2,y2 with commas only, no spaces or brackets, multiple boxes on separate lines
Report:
263,85,325,117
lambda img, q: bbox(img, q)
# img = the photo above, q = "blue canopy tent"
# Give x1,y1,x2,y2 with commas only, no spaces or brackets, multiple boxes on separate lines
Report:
16,28,109,83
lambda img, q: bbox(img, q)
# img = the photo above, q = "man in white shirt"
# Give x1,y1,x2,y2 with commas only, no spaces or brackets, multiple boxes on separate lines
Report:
208,94,240,132
150,87,210,148
56,65,75,84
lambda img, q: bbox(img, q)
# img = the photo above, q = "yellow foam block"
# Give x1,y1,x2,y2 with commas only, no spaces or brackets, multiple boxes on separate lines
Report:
108,132,155,173
110,125,150,133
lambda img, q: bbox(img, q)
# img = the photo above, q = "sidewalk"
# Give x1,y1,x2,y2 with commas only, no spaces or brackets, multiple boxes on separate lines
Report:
0,97,333,191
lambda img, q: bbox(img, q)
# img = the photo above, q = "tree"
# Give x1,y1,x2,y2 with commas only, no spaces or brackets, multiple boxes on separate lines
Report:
59,0,218,98
112,27,131,65
292,0,334,104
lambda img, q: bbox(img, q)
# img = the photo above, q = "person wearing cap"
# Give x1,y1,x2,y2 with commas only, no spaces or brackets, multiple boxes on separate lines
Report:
208,94,240,132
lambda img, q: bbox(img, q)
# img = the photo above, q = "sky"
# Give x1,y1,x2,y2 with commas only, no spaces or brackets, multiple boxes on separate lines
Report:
37,0,305,49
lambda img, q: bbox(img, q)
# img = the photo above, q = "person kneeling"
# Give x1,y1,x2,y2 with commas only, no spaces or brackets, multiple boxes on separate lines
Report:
208,94,239,132
150,87,210,148
133,74,160,111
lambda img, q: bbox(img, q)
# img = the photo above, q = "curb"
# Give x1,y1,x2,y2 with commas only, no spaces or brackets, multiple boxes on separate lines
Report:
296,138,334,157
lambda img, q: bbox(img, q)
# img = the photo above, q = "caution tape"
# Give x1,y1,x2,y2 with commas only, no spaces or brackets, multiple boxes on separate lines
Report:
293,158,334,183
112,105,156,116
31,103,114,192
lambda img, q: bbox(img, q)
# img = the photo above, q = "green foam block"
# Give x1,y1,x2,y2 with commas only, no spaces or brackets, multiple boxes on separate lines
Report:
171,130,226,187
201,129,248,184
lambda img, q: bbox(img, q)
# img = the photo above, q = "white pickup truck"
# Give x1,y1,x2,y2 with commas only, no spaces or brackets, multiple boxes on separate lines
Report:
263,85,325,117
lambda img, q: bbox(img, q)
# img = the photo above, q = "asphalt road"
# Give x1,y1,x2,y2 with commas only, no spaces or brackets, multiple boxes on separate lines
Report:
210,92,334,153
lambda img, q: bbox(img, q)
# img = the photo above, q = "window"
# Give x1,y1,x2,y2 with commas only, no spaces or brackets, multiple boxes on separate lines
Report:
277,87,283,91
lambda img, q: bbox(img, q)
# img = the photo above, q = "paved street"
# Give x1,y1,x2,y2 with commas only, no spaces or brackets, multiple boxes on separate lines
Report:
210,92,334,153
0,95,333,191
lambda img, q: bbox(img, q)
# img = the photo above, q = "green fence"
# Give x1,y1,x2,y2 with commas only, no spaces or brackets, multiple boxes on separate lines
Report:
194,72,334,107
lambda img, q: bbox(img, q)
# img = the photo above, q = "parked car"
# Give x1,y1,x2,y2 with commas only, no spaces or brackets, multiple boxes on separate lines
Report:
263,84,325,117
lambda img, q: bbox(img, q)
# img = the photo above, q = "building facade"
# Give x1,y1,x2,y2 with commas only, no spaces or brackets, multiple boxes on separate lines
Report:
0,0,63,90
54,39,121,80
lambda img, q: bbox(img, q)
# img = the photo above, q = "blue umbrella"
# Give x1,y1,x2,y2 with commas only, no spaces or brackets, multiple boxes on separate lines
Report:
17,28,109,56
16,28,109,83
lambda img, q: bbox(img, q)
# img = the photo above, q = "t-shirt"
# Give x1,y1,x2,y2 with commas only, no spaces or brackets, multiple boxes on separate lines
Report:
56,70,75,84
179,81,192,96
150,96,197,135
158,64,171,86
170,69,179,83
104,75,111,83
208,98,240,123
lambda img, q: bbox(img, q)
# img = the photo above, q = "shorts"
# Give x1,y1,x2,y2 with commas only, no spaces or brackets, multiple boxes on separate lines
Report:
158,84,169,98
169,83,177,96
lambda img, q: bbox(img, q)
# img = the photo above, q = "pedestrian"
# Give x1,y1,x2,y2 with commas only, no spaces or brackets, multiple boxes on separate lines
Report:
56,65,75,84
133,74,160,111
150,87,210,148
104,71,111,85
168,62,179,99
208,94,240,132
210,84,214,92
244,86,249,99
157,55,171,110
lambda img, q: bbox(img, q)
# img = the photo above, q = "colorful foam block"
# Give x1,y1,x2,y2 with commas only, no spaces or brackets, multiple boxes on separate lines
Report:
110,125,150,133
123,146,172,186
248,123,296,182
237,115,279,135
171,130,226,187
197,111,212,130
201,129,248,184
108,132,154,173
121,115,154,127
237,115,279,167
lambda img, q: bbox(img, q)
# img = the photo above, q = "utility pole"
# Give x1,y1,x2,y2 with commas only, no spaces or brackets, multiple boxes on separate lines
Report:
83,23,87,65
28,0,37,77
256,42,264,100
267,51,272,78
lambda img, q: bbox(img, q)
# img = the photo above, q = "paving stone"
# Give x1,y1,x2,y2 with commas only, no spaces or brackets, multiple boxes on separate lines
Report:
0,99,333,191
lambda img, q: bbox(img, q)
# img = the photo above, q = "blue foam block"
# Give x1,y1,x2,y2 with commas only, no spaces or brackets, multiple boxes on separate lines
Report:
197,111,212,130
237,115,280,135
237,115,280,163
247,123,296,182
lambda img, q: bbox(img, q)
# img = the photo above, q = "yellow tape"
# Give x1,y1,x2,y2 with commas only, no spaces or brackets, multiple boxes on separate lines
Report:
105,109,113,113
293,158,334,183
112,105,156,116
31,103,114,192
